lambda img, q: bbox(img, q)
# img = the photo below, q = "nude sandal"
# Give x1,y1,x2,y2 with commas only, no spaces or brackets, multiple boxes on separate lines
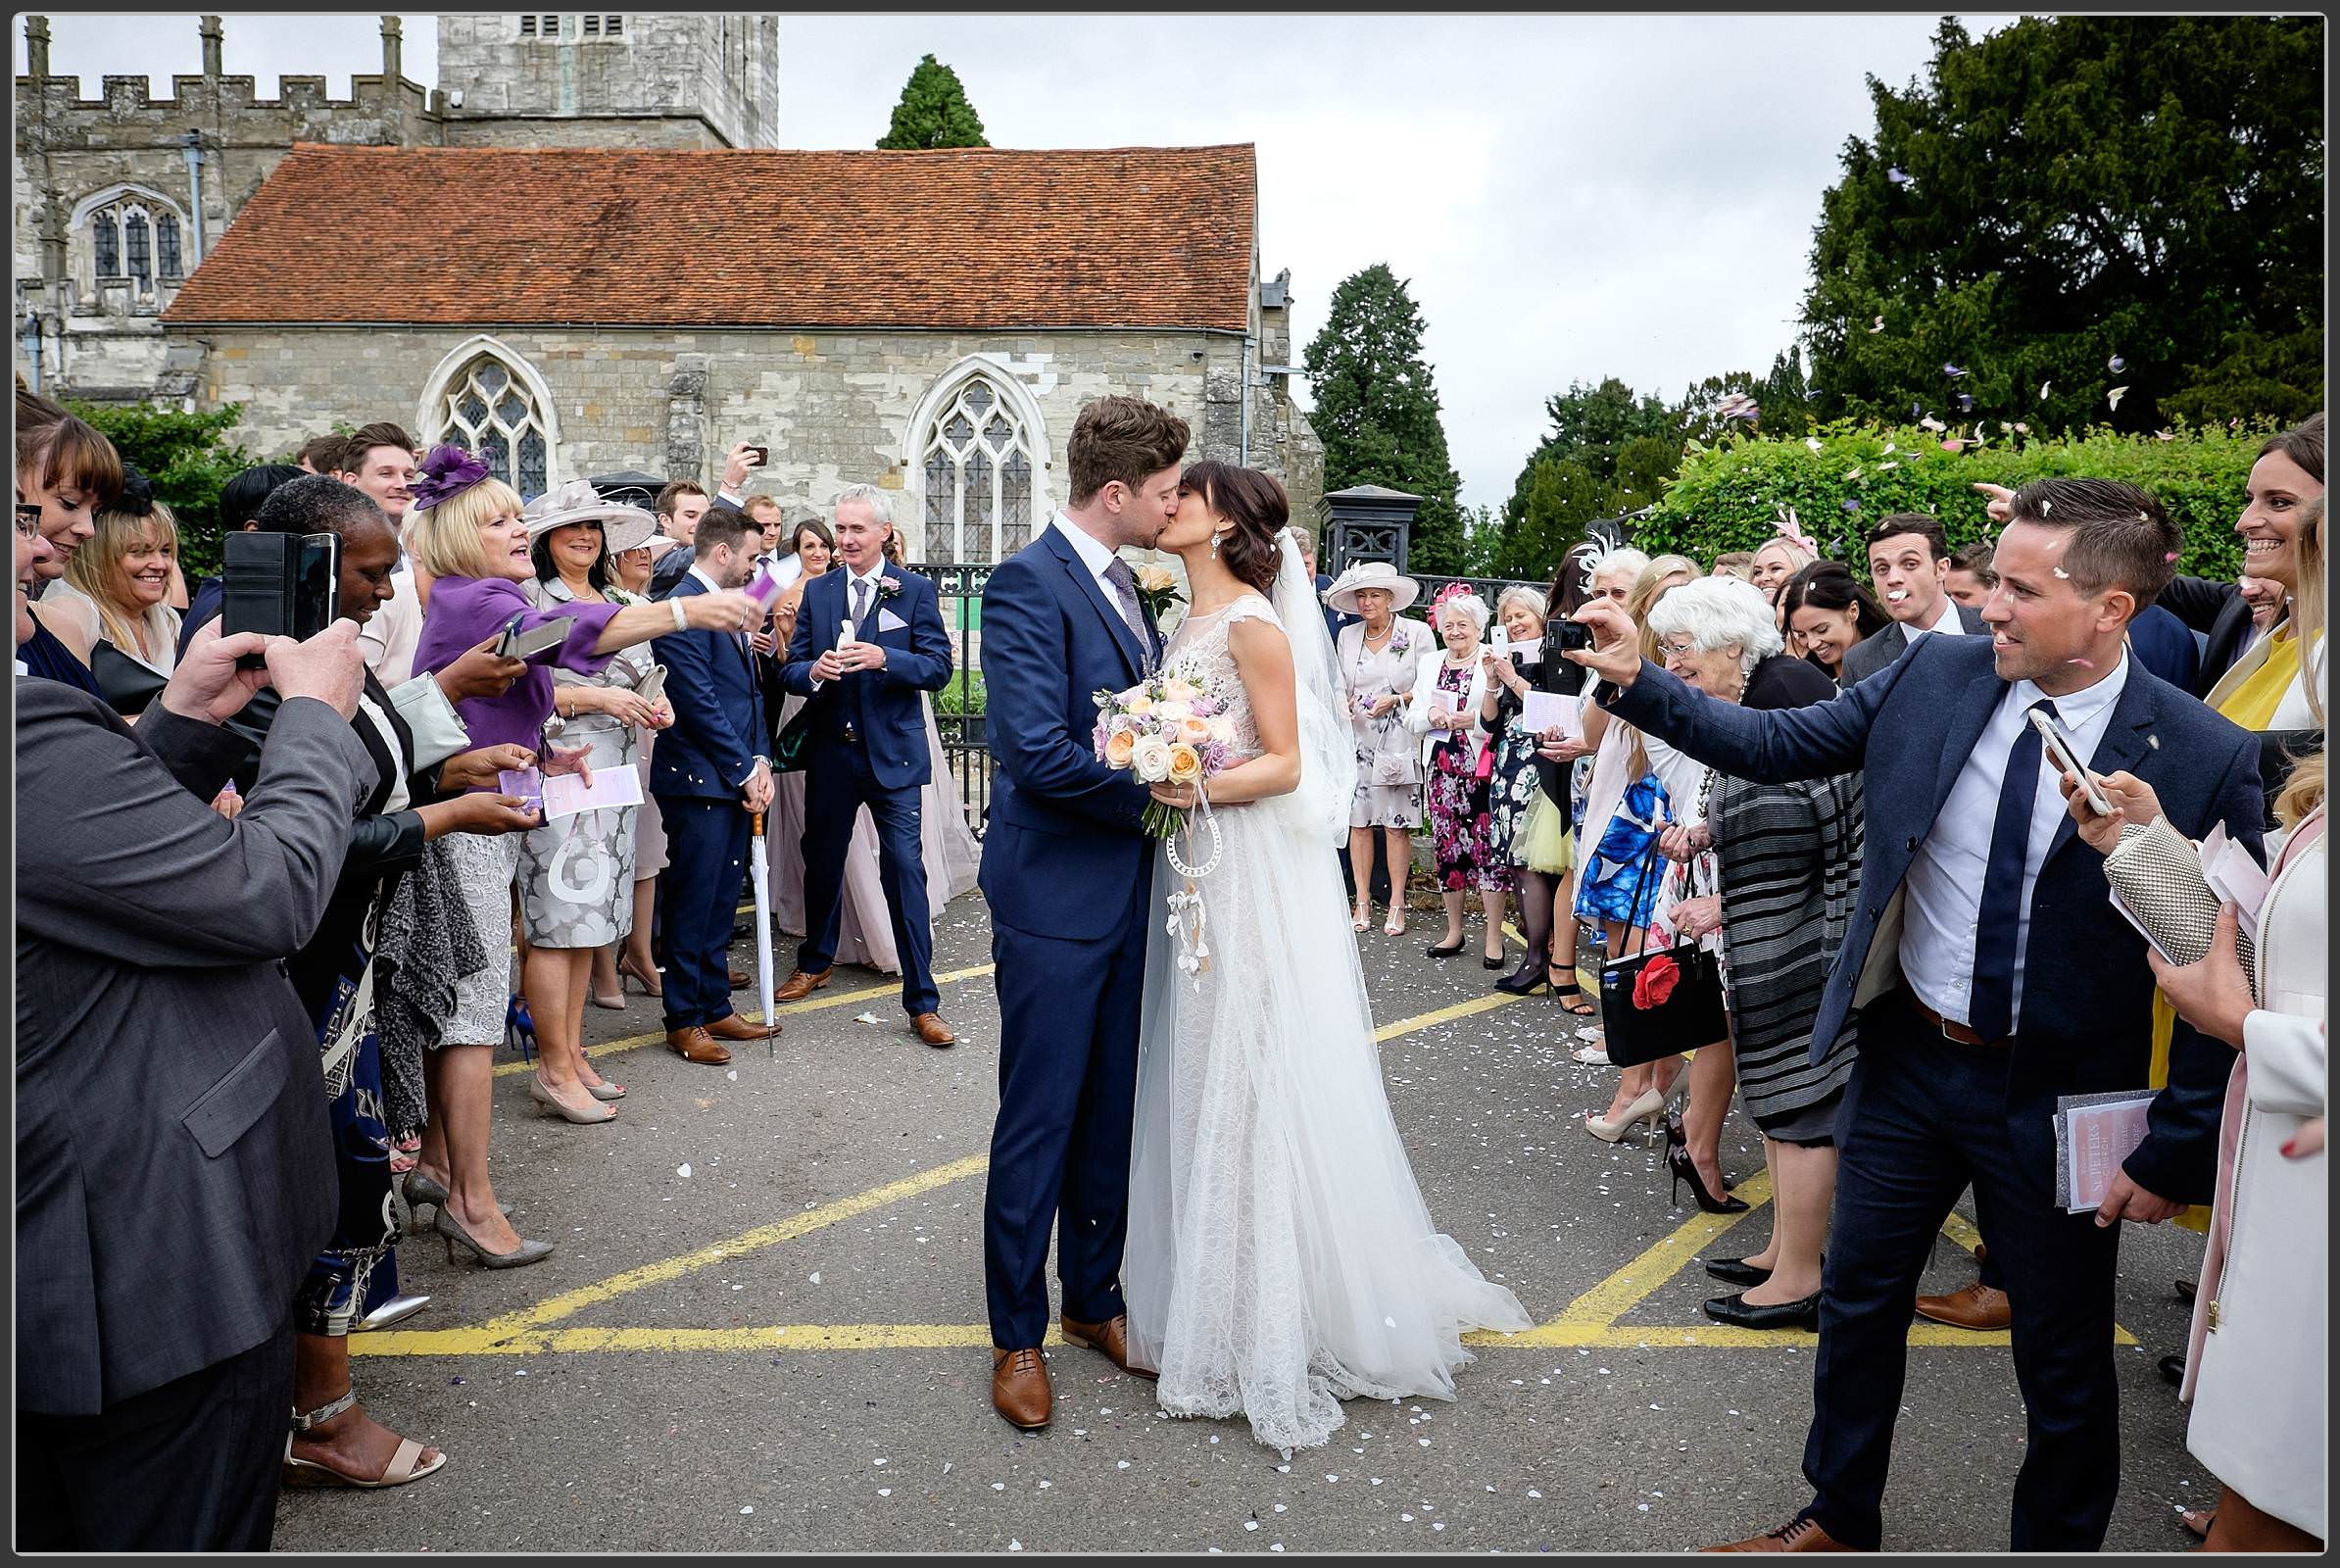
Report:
281,1389,448,1489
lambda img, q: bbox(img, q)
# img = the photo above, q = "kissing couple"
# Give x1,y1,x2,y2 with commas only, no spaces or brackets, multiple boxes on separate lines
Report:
976,395,1529,1453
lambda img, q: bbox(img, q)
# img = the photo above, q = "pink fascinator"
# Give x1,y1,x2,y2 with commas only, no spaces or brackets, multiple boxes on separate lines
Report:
410,443,492,512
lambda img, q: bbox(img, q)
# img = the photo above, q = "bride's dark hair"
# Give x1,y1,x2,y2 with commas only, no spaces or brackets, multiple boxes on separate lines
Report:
1179,461,1289,596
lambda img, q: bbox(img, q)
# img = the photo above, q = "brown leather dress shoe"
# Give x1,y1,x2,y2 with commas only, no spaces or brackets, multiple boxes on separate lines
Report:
729,968,749,991
1705,1516,1871,1552
1061,1313,1155,1381
666,1027,732,1065
706,1012,775,1043
1913,1280,2011,1331
775,967,831,1004
992,1347,1052,1430
911,1011,957,1048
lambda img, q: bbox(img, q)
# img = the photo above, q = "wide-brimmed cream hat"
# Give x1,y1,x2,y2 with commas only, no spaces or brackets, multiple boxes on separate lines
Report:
1323,559,1421,615
522,478,657,554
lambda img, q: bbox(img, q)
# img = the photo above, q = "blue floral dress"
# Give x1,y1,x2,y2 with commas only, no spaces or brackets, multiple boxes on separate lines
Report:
1573,770,1672,927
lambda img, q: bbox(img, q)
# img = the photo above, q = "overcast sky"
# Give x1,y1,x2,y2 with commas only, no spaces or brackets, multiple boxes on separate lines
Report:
21,12,2017,508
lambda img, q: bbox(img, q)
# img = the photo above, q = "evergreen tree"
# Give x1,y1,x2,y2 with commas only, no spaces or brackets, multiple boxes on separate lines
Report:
1302,265,1468,573
1799,16,2323,432
876,55,990,150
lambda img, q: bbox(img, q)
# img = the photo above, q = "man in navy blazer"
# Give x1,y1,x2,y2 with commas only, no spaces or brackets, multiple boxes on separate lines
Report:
1572,478,2265,1553
650,504,773,1067
776,484,956,1044
975,395,1188,1432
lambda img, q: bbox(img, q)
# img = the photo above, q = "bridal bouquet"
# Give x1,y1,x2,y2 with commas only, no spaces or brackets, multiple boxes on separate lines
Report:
1093,664,1238,840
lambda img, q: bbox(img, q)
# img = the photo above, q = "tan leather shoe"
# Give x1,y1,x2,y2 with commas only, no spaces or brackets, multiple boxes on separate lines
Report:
1061,1313,1155,1382
1705,1516,1871,1552
1913,1280,2011,1331
775,967,832,1004
705,1012,774,1043
665,1027,732,1066
992,1347,1051,1430
911,1011,957,1048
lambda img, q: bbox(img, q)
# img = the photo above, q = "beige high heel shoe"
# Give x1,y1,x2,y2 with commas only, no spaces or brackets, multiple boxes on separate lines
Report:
529,1073,616,1124
1584,1086,1667,1144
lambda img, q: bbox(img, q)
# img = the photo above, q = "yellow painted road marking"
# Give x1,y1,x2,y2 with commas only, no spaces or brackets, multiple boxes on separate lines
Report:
490,962,997,1078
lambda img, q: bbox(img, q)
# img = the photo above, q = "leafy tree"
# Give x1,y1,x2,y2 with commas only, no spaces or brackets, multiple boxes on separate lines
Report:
1302,264,1468,573
1491,458,1612,580
876,54,990,150
67,399,256,580
1799,16,2324,435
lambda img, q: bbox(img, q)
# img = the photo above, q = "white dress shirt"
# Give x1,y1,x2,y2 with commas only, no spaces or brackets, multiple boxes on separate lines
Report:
1899,651,2131,1031
1050,511,1123,605
1909,594,1967,641
810,562,890,692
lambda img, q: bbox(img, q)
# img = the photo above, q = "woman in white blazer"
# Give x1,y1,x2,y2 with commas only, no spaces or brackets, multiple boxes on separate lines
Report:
1407,586,1504,962
2072,748,2327,1550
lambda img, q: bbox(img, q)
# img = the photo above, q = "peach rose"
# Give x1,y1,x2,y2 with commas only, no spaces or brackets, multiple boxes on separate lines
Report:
1103,728,1138,769
1165,743,1203,785
1176,715,1212,747
1160,675,1198,703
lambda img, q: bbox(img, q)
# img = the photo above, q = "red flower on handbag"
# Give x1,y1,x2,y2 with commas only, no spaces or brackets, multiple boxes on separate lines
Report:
1633,954,1681,1010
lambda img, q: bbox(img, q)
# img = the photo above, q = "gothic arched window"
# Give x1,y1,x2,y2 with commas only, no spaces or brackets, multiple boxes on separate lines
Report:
435,354,551,500
93,213,120,276
75,189,186,295
156,215,182,278
123,213,151,281
917,373,1037,565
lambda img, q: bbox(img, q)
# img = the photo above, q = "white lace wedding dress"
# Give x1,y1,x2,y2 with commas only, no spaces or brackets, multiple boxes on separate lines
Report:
1122,540,1531,1455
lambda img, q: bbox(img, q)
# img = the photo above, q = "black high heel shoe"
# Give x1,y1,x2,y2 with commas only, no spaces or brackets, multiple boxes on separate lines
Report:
1493,961,1548,996
1705,1257,1773,1288
1702,1290,1819,1331
1668,1145,1748,1214
1663,1106,1734,1189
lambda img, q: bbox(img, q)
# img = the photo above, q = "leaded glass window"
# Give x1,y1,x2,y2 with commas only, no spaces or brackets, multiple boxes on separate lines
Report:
435,353,552,500
123,213,150,281
918,373,1036,564
93,214,119,276
156,216,181,278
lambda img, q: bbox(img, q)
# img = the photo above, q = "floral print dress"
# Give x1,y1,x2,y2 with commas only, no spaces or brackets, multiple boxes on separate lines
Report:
1485,676,1544,868
1425,660,1510,894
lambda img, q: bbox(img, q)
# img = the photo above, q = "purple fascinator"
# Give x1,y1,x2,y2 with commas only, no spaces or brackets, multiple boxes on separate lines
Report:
410,443,493,512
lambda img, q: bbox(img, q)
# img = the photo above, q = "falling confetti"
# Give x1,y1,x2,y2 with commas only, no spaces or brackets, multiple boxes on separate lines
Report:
2053,566,2071,578
1886,166,1912,185
1943,363,1968,379
2165,552,2181,563
1839,499,1860,514
1869,317,1885,333
2014,421,2030,434
2156,428,2174,441
2039,381,2052,402
1877,461,1901,471
2108,354,2126,373
2108,386,2129,410
1881,442,1898,456
1939,440,1963,453
1844,466,1864,481
1805,436,1825,454
1919,416,1947,433
1955,393,1975,413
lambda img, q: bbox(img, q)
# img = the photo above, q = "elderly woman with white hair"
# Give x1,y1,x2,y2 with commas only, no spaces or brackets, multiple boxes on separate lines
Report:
1408,582,1507,962
1327,560,1432,935
1647,573,1862,1331
1478,584,1563,991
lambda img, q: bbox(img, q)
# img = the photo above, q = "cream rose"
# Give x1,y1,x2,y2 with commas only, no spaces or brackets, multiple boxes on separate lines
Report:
1160,675,1198,703
1154,699,1193,722
1166,743,1203,785
1137,564,1178,594
1125,694,1154,717
1206,715,1237,746
1130,734,1174,782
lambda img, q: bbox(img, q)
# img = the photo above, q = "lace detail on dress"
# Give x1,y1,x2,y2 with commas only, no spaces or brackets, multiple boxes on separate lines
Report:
1125,589,1531,1454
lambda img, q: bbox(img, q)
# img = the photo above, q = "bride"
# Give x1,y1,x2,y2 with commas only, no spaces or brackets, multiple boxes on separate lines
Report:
1123,461,1530,1453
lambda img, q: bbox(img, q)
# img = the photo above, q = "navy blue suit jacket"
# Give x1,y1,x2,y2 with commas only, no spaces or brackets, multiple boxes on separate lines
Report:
977,526,1160,942
1605,634,2265,1201
778,564,953,791
650,572,767,802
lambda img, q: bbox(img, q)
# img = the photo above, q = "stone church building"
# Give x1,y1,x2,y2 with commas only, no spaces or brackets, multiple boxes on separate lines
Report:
13,13,1321,555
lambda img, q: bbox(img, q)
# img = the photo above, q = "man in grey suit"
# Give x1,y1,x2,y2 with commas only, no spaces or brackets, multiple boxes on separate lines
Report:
16,617,374,1549
1840,514,1988,686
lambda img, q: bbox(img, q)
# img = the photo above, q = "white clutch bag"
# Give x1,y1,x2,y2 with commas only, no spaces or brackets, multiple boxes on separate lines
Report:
2102,817,2259,1001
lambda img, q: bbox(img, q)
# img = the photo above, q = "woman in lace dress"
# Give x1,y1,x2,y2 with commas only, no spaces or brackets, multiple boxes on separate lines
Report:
1123,461,1530,1454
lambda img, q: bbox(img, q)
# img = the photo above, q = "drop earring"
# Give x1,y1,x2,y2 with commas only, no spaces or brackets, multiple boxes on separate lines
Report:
1210,531,1224,560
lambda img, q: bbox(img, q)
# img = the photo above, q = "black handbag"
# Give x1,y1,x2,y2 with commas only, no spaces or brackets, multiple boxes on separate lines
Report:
772,699,816,774
1597,845,1730,1068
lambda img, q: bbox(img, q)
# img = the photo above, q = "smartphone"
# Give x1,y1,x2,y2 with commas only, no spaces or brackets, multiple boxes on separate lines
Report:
2030,708,2112,815
221,530,341,666
746,445,769,467
493,612,574,662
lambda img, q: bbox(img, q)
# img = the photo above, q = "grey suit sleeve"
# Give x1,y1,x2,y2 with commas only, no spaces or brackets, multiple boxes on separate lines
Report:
16,687,377,968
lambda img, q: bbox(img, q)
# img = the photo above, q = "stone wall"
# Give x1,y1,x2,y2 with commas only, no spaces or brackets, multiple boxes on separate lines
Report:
180,324,1318,555
435,13,779,151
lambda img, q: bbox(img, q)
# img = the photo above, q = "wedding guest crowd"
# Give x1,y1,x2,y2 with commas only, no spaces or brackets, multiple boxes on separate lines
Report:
12,365,2326,1557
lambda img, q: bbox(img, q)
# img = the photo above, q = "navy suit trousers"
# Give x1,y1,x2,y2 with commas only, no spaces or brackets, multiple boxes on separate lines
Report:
1805,992,2122,1551
983,892,1149,1348
656,796,751,1032
797,736,937,1016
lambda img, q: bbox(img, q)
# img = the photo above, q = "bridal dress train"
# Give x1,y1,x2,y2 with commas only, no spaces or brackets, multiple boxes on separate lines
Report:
1123,552,1530,1455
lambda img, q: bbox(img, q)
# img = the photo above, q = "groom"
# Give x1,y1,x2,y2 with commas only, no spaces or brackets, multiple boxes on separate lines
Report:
977,395,1190,1429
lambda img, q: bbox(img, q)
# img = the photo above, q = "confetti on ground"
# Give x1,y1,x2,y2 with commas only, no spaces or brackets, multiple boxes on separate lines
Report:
676,1163,692,1178
853,1011,881,1024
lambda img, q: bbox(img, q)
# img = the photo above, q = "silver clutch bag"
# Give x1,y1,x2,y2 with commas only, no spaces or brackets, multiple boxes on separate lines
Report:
2102,817,2258,1000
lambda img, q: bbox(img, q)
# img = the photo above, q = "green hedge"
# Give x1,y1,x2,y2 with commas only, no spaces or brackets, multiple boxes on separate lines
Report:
1636,419,2273,582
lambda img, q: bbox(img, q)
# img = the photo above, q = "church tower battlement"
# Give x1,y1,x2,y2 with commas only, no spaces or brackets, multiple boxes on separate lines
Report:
435,14,779,151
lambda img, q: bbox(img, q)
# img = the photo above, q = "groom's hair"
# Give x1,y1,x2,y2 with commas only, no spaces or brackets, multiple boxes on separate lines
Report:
1179,461,1290,596
1068,396,1191,507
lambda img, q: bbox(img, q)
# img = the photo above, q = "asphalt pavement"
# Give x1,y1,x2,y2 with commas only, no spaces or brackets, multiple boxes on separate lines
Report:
278,890,2217,1553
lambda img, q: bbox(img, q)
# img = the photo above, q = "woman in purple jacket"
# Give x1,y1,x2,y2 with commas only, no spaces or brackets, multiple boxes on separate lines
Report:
402,446,759,1267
